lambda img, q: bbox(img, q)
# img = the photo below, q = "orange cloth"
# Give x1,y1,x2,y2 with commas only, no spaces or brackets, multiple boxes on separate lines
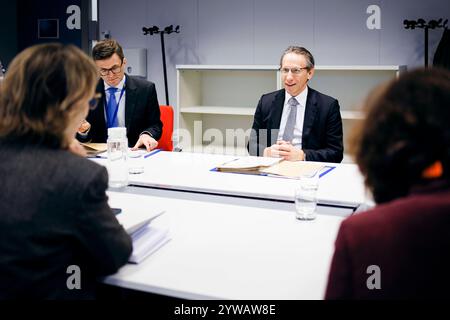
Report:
422,161,443,179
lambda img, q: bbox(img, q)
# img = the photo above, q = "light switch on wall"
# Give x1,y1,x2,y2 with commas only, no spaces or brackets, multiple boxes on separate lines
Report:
123,48,147,78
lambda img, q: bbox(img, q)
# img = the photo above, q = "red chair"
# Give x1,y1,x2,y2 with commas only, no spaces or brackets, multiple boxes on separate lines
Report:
158,105,174,151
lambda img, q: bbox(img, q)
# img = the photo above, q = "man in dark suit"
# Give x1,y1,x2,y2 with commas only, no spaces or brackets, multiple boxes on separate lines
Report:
78,39,162,151
248,46,343,163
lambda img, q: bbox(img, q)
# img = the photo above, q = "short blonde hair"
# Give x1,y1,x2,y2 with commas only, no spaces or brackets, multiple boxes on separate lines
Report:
0,43,98,148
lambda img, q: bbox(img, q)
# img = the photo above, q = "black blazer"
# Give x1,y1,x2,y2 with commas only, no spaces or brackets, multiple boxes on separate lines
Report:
80,75,163,147
0,140,132,299
248,88,343,163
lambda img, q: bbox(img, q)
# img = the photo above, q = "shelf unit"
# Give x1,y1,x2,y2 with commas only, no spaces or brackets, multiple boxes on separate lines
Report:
176,65,405,159
176,65,280,155
311,65,405,162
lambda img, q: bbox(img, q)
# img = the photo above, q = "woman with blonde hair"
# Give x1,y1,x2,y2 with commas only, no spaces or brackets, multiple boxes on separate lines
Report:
0,43,132,299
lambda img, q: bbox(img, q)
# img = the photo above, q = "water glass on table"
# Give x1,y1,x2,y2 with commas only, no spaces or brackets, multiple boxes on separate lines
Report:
128,149,146,174
295,172,320,220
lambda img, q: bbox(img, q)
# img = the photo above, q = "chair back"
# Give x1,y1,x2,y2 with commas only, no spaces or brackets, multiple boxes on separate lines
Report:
158,105,174,151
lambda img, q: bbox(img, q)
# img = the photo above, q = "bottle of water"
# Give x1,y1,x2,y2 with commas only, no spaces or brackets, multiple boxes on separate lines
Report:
107,127,128,188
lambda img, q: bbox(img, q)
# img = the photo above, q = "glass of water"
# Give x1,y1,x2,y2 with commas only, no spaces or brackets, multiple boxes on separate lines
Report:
295,172,320,220
128,149,146,174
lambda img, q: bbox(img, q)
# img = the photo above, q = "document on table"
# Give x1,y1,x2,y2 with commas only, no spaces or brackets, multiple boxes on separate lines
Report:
116,209,170,264
261,161,328,179
216,157,282,174
80,143,107,157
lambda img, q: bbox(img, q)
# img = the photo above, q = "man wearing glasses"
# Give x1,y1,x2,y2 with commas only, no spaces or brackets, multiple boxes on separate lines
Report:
77,39,162,151
248,46,343,163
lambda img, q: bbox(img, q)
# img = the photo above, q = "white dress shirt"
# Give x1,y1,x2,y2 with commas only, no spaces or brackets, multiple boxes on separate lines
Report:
277,86,308,149
104,75,126,127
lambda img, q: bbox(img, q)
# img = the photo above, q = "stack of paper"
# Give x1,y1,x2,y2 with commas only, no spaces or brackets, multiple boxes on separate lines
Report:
116,209,170,264
128,225,170,264
216,157,282,174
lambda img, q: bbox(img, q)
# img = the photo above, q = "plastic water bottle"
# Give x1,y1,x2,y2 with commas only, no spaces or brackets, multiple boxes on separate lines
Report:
107,127,128,188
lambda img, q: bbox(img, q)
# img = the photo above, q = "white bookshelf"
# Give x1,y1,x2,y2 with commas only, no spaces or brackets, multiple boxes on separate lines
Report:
176,65,405,158
310,65,405,162
176,65,280,155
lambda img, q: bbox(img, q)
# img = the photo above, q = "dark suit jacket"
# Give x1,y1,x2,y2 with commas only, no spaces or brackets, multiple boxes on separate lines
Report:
79,75,163,147
325,181,450,299
0,140,132,299
248,88,343,163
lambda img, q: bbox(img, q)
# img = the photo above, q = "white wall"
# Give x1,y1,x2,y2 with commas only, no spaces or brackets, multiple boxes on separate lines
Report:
99,0,450,119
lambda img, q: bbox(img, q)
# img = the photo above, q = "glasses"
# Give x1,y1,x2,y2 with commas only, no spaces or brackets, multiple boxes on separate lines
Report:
88,93,102,110
280,67,308,75
98,62,123,76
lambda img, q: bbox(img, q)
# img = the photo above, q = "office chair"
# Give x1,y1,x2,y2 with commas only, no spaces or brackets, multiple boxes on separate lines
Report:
158,105,174,151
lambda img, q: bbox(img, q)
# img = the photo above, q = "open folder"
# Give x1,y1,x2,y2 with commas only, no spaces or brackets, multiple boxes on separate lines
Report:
215,157,329,179
116,209,170,264
260,161,325,179
216,157,282,174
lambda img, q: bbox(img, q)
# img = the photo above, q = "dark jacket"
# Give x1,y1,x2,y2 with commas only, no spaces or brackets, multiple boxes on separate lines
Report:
248,88,343,163
79,74,163,147
0,140,132,299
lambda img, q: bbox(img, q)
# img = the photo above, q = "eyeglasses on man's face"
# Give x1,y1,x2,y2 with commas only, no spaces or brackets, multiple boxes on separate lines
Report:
280,67,308,75
98,62,123,76
88,93,102,110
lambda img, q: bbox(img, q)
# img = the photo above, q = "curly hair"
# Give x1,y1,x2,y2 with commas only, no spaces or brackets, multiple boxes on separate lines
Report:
350,68,450,204
0,43,98,148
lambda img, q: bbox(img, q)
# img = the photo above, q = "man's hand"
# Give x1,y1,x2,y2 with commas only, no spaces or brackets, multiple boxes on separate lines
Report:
78,120,91,134
68,139,87,157
265,140,305,161
132,133,158,152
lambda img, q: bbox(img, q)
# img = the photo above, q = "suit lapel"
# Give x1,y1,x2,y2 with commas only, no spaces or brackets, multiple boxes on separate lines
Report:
124,75,137,128
302,87,318,144
270,90,285,145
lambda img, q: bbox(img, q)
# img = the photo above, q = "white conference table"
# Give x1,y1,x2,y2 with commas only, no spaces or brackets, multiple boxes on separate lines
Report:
93,151,367,209
103,189,345,300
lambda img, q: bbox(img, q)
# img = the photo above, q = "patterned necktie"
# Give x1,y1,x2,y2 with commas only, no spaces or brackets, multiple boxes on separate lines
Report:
106,87,118,128
282,97,299,142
